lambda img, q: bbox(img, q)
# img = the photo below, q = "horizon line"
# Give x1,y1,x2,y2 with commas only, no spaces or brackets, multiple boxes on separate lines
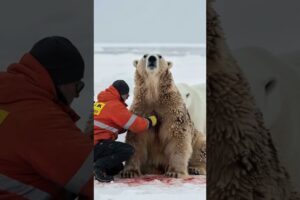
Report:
94,43,206,48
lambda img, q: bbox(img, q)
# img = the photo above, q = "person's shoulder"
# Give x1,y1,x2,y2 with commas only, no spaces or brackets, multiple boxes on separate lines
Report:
103,99,126,108
10,99,80,140
27,99,74,123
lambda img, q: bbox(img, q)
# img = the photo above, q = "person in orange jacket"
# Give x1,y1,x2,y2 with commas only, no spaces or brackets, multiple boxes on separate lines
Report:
0,36,93,199
94,80,157,182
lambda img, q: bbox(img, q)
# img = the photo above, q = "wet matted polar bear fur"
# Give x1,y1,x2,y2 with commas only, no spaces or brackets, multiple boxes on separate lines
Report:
207,1,299,199
121,54,206,178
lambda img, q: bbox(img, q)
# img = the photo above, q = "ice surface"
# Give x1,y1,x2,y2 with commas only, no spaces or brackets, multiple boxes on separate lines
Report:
94,175,206,200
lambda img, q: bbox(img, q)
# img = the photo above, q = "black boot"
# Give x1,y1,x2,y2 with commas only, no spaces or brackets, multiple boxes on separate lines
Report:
106,163,124,176
95,171,114,183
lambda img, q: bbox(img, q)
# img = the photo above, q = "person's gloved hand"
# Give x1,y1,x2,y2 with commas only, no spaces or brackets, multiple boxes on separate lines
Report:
147,115,157,127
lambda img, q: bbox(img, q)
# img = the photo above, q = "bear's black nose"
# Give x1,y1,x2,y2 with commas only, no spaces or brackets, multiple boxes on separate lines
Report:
148,56,157,62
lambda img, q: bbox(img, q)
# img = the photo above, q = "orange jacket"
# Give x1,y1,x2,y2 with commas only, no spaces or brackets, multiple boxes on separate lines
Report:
94,86,149,145
0,53,93,199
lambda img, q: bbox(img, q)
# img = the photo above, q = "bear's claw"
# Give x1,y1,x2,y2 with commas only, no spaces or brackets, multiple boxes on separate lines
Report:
188,167,206,175
120,169,140,178
165,171,183,178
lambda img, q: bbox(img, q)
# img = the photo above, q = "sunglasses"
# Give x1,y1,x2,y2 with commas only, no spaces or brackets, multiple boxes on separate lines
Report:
76,81,85,94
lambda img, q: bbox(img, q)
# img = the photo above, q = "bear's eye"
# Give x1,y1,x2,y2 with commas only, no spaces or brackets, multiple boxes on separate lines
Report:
158,54,162,59
143,54,148,59
186,93,190,98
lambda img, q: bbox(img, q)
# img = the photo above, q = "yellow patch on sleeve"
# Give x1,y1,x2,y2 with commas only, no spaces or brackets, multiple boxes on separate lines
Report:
0,109,9,125
94,102,106,116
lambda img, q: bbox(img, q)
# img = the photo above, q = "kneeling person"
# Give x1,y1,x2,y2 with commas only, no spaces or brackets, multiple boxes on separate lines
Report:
94,80,157,182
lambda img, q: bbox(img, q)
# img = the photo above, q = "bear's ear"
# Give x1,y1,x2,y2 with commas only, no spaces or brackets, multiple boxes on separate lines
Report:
167,61,173,69
133,60,139,68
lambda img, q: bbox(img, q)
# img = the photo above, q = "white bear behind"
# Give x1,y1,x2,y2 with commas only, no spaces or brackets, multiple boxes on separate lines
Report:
177,83,206,135
233,46,300,192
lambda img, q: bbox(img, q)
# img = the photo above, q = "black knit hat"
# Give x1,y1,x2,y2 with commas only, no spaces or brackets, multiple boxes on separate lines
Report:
112,80,129,95
30,36,84,85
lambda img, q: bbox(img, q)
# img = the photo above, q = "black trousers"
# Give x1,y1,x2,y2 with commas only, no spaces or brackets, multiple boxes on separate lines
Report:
94,139,135,176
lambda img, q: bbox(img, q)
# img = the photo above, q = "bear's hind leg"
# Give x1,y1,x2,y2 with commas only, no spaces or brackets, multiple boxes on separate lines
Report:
189,131,206,175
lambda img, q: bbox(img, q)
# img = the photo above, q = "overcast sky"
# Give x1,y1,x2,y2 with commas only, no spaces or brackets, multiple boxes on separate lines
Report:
94,0,206,44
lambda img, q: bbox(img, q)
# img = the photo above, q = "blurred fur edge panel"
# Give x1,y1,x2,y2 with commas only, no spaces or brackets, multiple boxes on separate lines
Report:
84,110,94,139
206,1,300,199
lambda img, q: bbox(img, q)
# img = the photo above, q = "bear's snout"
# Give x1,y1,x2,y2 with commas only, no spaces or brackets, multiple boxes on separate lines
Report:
147,55,157,69
148,55,157,62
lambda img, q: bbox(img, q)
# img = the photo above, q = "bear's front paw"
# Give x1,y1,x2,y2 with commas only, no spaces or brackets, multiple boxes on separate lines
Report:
120,169,140,178
165,171,185,178
188,166,206,175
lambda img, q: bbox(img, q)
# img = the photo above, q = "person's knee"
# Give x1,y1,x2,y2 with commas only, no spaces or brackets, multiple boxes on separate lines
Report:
123,144,135,159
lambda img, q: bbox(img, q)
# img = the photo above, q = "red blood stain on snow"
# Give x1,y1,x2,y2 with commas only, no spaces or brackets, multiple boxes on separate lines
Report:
114,175,206,186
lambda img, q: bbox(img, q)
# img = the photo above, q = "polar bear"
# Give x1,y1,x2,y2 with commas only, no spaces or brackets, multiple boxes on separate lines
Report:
177,83,206,134
233,46,300,193
121,54,206,178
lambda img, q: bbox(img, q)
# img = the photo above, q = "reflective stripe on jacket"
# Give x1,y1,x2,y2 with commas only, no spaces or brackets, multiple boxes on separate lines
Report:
0,53,93,199
94,85,149,145
0,174,51,200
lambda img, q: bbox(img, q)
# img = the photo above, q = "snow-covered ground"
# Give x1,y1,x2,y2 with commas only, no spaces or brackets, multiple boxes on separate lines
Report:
94,43,206,200
94,175,206,200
